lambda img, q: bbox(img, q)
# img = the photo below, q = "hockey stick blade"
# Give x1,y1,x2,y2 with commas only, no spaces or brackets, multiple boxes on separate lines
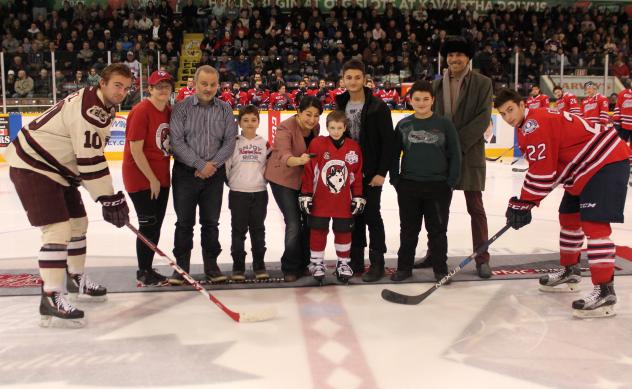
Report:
126,222,277,323
512,167,528,172
485,146,514,162
381,225,511,305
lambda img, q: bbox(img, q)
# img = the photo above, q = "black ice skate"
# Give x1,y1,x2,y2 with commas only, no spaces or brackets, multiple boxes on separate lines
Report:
572,282,617,318
310,262,326,285
40,289,85,328
539,264,582,292
67,271,108,302
335,261,353,284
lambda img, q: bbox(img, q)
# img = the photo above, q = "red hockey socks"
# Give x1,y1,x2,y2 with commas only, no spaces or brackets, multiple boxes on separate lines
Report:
559,213,583,266
310,228,328,265
582,221,615,285
333,231,351,263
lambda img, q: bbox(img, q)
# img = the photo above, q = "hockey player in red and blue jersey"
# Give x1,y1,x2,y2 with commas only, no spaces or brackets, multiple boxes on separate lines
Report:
553,85,581,116
526,85,550,109
612,84,632,186
299,111,365,283
581,81,611,127
495,88,629,319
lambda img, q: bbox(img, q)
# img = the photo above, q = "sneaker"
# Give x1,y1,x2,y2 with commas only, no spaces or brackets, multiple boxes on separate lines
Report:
137,269,169,287
254,269,270,280
168,271,186,286
39,288,85,328
476,263,492,279
572,281,617,318
539,264,581,293
231,270,246,282
205,263,227,283
390,270,413,282
66,271,107,302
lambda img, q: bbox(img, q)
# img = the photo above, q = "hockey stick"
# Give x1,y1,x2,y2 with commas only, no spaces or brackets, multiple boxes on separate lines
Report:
510,155,524,165
512,166,528,172
485,146,514,162
126,222,277,323
381,224,512,305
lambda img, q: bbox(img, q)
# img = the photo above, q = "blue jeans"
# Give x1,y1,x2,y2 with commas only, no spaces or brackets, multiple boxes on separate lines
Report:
172,161,225,272
270,182,309,274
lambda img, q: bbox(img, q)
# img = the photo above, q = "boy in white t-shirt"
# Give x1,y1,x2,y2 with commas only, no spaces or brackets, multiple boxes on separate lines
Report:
225,105,270,280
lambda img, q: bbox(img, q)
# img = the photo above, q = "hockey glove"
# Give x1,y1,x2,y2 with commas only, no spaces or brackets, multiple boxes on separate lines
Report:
505,196,535,230
351,197,366,216
298,194,313,215
99,191,129,228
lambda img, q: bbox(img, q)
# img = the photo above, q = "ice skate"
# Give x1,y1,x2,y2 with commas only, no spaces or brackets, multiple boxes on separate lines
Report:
39,289,85,328
539,264,581,293
572,282,617,318
335,260,353,284
310,261,326,285
66,271,107,302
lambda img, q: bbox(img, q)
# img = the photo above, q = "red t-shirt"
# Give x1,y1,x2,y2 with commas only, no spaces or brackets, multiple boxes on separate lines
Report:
122,99,172,193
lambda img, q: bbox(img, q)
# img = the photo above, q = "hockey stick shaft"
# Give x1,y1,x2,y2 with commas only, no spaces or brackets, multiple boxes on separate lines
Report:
381,224,512,305
126,222,276,323
485,146,514,162
511,155,524,165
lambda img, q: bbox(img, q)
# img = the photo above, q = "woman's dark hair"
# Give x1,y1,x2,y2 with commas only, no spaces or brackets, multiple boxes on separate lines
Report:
493,88,523,108
297,95,323,114
409,80,434,98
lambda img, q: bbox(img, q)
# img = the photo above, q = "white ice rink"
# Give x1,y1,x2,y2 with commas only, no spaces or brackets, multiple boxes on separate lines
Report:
1,161,632,389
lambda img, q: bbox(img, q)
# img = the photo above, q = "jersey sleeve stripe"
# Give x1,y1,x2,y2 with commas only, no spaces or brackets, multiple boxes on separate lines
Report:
79,167,110,181
22,129,78,179
13,136,60,175
77,156,107,166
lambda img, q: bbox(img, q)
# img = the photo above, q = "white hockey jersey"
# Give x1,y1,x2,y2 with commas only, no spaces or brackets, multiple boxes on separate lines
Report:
5,87,116,201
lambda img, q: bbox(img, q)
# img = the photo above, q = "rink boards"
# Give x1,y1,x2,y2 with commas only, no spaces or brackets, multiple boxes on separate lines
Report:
0,110,516,162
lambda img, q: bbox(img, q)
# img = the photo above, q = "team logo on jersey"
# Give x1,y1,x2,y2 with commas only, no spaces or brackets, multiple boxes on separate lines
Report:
584,103,597,111
321,160,348,194
521,119,539,135
622,100,632,108
408,129,439,144
345,150,359,164
155,123,171,156
323,151,330,160
86,105,110,125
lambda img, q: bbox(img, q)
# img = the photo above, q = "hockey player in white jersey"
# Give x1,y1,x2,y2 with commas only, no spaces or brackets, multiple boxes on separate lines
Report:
5,63,133,328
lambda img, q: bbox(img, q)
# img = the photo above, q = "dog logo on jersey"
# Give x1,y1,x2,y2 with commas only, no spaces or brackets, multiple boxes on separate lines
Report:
321,160,348,194
155,123,171,156
345,150,359,164
521,119,539,135
86,105,110,125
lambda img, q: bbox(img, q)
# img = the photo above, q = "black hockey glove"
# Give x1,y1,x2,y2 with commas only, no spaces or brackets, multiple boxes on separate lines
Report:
505,196,535,230
298,193,313,215
99,191,129,228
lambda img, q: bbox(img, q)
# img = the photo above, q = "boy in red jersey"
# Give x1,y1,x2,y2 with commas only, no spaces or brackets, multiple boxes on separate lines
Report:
299,111,365,283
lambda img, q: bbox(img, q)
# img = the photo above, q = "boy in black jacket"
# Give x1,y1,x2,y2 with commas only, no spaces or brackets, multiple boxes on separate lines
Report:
335,59,395,282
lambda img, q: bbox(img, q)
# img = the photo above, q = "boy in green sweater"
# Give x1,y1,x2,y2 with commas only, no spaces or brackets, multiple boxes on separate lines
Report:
390,80,461,282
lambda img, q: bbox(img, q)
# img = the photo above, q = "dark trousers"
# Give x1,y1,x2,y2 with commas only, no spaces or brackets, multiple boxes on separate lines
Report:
352,182,387,255
270,182,310,274
128,187,170,271
172,161,225,272
228,190,268,271
464,191,490,264
397,179,453,273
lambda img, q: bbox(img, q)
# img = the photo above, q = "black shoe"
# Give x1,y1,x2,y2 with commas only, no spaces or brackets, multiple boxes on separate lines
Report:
390,270,413,282
412,255,432,269
476,263,492,279
362,265,385,282
434,272,452,285
284,273,298,282
137,269,169,286
231,270,246,281
205,263,227,283
168,271,185,286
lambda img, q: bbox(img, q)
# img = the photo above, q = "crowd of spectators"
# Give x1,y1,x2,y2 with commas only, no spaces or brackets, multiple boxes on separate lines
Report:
1,0,631,107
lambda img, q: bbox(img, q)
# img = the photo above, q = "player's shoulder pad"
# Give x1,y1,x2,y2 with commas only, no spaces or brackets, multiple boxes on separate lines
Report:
82,87,113,128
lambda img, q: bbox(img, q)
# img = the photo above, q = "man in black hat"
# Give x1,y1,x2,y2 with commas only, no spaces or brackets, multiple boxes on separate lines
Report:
413,36,494,279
